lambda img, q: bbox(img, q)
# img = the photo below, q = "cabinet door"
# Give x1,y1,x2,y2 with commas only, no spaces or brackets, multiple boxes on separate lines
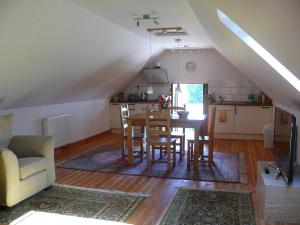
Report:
133,104,145,114
211,106,235,133
235,106,261,134
127,103,137,115
110,103,121,129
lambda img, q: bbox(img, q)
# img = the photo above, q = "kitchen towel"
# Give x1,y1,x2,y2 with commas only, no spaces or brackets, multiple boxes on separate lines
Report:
219,110,227,123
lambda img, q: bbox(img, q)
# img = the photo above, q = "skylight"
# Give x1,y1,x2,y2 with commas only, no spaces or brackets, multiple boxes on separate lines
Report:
217,9,300,93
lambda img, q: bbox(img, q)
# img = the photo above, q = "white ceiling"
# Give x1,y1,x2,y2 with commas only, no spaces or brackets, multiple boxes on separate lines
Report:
1,0,300,113
69,0,213,49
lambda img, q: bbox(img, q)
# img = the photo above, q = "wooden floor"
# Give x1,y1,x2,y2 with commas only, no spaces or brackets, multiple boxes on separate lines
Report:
55,132,288,225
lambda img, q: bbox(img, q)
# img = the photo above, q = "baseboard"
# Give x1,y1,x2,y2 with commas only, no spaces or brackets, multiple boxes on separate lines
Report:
111,128,121,134
214,133,263,140
55,130,112,151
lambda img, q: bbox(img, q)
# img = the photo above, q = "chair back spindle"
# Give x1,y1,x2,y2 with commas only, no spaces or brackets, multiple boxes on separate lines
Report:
146,111,171,140
120,104,129,137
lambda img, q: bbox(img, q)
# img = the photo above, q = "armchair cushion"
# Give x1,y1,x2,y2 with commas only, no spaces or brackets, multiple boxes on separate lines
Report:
8,136,55,185
0,114,14,148
18,157,47,180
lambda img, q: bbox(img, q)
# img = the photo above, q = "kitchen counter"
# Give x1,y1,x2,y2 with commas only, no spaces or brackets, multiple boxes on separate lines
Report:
110,99,159,104
209,101,272,106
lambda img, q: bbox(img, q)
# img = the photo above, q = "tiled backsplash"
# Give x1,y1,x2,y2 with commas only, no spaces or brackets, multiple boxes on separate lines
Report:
124,84,170,100
121,78,261,102
207,79,261,102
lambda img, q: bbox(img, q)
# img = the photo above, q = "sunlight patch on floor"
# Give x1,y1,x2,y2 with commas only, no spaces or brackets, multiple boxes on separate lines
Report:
10,211,133,225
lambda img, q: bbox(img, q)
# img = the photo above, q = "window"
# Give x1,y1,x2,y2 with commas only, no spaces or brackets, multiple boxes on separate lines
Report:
217,9,300,93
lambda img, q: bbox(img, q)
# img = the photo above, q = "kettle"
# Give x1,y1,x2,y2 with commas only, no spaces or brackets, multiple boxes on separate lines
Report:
141,92,148,100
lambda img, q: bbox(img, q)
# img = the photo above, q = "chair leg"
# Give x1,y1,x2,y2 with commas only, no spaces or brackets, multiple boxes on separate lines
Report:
173,143,176,166
159,146,163,159
208,142,213,164
146,143,150,166
199,142,204,157
183,133,185,156
191,142,194,160
167,145,171,171
187,141,191,169
179,137,183,160
122,138,126,159
140,140,143,162
199,142,204,160
152,147,155,161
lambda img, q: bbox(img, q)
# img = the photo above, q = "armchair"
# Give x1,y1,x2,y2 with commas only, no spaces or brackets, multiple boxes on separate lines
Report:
0,114,55,207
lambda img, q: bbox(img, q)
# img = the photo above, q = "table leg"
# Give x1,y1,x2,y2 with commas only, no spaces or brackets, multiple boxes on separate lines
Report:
194,126,200,171
128,119,133,166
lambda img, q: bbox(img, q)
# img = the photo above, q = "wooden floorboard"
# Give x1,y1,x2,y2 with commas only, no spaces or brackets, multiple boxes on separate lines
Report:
55,132,291,225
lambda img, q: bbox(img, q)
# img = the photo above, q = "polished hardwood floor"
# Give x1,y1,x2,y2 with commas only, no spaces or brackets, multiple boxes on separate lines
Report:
55,132,289,225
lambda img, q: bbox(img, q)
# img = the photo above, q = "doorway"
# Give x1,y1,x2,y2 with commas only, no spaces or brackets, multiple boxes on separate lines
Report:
172,83,208,137
172,83,207,116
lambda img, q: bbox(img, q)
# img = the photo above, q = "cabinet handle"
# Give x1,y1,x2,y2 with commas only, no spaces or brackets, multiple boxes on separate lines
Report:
112,103,119,106
262,106,270,109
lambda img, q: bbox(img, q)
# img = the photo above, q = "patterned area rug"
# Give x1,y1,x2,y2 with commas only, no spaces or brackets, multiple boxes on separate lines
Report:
58,146,247,183
159,188,255,225
0,184,146,224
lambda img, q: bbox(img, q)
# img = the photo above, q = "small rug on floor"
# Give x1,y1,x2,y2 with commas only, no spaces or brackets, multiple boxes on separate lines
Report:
159,188,255,225
0,184,146,224
58,146,247,183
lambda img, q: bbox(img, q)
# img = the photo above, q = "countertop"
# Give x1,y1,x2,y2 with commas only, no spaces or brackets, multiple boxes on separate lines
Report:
209,101,272,106
110,99,159,104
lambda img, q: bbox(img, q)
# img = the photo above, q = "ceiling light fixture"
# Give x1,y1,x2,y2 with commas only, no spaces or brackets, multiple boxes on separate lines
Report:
175,38,182,93
147,31,154,95
147,27,186,36
217,9,300,93
134,14,159,27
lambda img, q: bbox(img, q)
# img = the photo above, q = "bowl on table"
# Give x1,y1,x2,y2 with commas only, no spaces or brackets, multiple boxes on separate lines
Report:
177,111,189,118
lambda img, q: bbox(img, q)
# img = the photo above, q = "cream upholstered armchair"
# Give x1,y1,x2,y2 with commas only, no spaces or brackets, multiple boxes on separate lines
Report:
0,114,56,207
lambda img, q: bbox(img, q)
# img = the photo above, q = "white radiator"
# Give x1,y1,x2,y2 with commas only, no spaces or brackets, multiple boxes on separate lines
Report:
43,114,71,148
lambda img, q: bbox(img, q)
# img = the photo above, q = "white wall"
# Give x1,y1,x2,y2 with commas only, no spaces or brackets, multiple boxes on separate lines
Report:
123,48,260,101
0,99,110,145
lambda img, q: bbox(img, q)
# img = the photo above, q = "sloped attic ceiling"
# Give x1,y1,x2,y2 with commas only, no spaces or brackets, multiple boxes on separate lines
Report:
0,0,212,109
188,0,300,111
0,0,151,109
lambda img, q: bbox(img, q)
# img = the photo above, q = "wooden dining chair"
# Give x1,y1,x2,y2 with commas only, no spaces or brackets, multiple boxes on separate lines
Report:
146,111,177,171
168,106,186,160
187,106,216,168
120,104,145,161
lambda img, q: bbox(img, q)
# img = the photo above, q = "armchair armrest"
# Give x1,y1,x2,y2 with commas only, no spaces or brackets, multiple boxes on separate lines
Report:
8,136,56,185
0,148,20,206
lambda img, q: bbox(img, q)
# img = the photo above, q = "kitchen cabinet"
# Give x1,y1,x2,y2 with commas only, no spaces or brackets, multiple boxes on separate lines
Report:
209,105,273,136
235,106,261,134
110,103,121,129
213,106,235,133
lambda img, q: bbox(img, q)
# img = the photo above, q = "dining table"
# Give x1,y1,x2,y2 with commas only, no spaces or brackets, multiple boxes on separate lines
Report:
127,112,207,170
